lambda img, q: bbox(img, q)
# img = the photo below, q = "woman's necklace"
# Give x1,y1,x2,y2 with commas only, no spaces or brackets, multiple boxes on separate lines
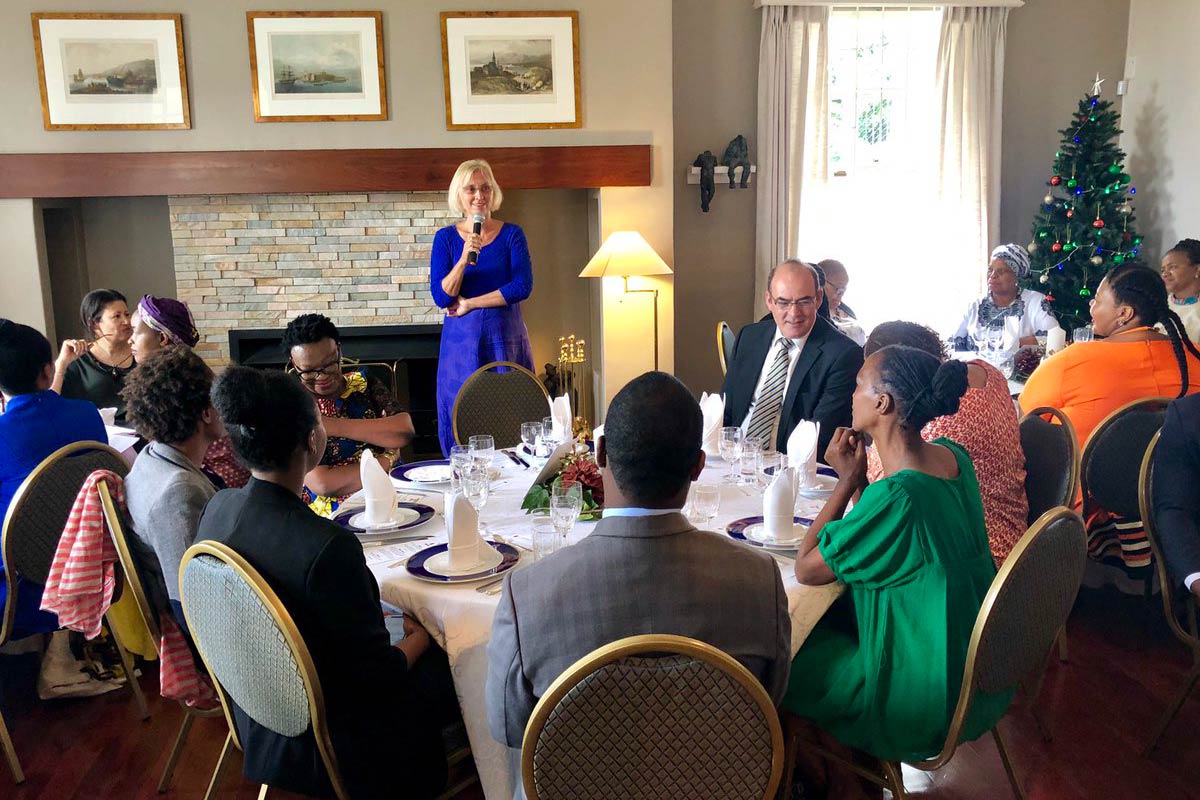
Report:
91,341,133,375
1170,293,1198,307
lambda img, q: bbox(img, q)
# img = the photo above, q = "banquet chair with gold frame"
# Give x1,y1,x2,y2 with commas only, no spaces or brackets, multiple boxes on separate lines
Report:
1018,406,1080,525
718,321,735,376
780,506,1087,800
452,361,551,449
96,478,225,794
521,634,784,800
180,540,349,800
1138,432,1200,754
0,440,150,785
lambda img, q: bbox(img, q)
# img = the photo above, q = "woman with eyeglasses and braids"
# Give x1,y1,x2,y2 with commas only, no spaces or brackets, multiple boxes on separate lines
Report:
1020,263,1200,580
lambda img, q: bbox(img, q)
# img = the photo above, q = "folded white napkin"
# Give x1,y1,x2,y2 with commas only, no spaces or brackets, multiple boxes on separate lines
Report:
360,448,397,525
787,421,820,489
1046,327,1067,354
98,407,118,426
763,467,799,542
699,392,725,457
551,394,573,442
593,423,604,440
444,491,482,570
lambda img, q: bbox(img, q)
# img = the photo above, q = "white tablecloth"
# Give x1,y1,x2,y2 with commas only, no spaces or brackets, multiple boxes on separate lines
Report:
367,456,844,800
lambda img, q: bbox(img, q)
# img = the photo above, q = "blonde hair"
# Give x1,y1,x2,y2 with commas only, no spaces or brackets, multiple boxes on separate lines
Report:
447,159,503,217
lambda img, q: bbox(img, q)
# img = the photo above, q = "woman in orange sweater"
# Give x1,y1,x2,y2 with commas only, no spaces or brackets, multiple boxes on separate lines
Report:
1020,264,1200,578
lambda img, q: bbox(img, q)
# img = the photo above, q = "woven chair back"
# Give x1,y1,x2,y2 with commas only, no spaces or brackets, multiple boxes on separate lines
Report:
2,441,127,585
1019,407,1079,524
453,361,550,449
522,635,783,800
1082,398,1168,518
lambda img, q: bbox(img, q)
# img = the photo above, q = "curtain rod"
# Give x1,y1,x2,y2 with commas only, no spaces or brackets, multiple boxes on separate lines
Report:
754,1,1024,7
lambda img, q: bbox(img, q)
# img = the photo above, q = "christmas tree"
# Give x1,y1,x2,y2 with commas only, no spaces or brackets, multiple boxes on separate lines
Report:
1022,75,1144,333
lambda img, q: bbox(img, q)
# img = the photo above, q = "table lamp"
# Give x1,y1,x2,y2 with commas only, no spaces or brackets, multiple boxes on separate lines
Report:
578,231,673,369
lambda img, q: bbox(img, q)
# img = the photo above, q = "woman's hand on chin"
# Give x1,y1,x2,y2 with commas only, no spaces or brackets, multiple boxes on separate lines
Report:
824,426,867,489
446,297,474,317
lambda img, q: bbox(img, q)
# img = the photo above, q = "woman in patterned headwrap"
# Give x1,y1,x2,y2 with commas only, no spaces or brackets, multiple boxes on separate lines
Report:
128,295,251,489
949,244,1062,351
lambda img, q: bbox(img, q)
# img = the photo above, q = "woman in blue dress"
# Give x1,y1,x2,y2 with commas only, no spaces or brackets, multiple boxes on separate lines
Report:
430,159,535,455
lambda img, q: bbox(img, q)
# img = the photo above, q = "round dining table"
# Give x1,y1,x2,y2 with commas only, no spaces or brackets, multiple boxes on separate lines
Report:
364,452,844,800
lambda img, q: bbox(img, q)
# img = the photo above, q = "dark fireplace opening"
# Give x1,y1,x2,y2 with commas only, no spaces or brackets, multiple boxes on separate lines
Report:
229,324,444,461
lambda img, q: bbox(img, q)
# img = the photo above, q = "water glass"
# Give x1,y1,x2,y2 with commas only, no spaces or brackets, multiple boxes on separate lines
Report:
461,464,491,530
449,444,475,493
550,479,583,546
520,422,542,456
718,427,743,484
542,416,560,456
468,435,495,470
756,450,784,488
1073,325,1094,343
690,484,721,527
528,509,558,561
738,438,764,485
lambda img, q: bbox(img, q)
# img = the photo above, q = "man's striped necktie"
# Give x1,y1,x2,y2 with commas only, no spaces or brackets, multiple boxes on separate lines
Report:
745,339,793,447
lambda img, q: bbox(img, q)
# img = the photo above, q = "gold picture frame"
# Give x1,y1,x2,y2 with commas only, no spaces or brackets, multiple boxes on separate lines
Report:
31,12,191,131
247,10,388,123
440,10,582,131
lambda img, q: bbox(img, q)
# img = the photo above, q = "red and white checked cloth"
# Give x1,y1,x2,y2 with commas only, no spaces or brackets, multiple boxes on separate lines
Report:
41,470,217,709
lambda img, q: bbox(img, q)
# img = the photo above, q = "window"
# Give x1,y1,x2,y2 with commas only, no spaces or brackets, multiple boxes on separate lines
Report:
799,7,979,335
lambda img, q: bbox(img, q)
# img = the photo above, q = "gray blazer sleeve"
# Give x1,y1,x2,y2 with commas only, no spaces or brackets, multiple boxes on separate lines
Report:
486,576,537,747
149,478,212,602
765,565,792,705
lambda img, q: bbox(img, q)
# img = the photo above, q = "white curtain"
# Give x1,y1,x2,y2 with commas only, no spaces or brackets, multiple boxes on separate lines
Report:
755,6,829,318
934,6,1009,295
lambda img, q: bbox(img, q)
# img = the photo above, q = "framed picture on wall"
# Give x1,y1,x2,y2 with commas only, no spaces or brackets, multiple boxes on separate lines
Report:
440,11,581,131
247,11,387,122
31,13,191,130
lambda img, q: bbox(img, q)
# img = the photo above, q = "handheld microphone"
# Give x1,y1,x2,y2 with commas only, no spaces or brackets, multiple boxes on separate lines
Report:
468,213,485,265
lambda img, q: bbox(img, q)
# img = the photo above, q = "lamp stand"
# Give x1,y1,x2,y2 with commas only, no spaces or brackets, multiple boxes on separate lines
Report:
622,275,659,371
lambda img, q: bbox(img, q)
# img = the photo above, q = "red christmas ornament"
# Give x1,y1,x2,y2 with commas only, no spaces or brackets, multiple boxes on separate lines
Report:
1050,175,1062,186
1051,242,1063,253
1092,218,1105,229
1046,294,1055,302
1066,209,1075,219
1123,231,1132,242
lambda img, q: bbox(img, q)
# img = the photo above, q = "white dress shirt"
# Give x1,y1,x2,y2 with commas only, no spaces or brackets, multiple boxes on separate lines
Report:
601,507,681,518
739,327,809,442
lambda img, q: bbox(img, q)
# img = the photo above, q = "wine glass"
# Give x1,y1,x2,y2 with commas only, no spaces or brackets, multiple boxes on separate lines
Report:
449,444,475,493
718,427,743,484
468,435,495,471
461,464,491,533
690,484,721,528
542,416,560,456
550,479,583,547
520,422,542,456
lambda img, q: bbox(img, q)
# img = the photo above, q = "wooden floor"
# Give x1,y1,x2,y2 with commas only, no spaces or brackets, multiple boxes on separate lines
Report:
3,586,1198,799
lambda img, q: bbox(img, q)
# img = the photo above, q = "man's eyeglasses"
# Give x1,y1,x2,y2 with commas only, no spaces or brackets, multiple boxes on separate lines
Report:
293,351,342,381
825,281,847,296
770,296,816,311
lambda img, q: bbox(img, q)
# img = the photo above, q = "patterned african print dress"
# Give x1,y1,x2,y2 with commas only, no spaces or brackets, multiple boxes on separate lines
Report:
302,370,403,517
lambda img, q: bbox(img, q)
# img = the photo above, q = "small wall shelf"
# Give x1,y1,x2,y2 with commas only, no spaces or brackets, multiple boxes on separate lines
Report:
687,165,756,185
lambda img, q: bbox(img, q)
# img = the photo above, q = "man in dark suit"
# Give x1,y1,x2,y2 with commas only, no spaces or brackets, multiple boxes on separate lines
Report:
722,260,864,458
486,372,791,751
1153,393,1200,602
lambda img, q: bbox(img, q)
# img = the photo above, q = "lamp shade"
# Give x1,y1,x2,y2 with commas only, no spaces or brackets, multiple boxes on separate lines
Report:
578,231,673,278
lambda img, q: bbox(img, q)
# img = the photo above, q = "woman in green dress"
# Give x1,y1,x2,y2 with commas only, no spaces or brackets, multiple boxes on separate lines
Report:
786,344,1014,783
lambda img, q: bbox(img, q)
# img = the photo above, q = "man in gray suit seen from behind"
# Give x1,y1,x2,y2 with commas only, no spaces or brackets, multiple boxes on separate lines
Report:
486,370,792,753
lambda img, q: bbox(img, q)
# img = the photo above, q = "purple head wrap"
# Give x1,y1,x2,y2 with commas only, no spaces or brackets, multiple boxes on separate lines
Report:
135,295,199,348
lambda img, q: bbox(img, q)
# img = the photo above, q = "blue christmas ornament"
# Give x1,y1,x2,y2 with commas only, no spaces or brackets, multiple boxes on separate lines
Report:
1129,187,1137,195
1075,189,1083,196
1074,137,1081,143
1132,249,1140,256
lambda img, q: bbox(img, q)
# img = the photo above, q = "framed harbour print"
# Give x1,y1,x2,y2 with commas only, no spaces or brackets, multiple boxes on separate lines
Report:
440,11,581,131
247,11,387,123
31,13,191,130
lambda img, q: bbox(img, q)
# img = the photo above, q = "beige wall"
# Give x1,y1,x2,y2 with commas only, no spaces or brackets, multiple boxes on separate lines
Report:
0,0,672,416
671,0,760,396
0,200,54,336
1120,0,1200,260
999,0,1131,244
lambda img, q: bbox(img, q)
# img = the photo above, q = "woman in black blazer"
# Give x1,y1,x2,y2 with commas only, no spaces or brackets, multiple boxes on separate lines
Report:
200,367,457,799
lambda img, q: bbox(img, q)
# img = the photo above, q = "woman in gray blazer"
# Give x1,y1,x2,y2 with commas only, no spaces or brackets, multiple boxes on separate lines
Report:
122,347,227,632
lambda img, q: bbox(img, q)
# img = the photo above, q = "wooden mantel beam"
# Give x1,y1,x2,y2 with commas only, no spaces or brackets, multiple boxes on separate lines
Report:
0,144,651,198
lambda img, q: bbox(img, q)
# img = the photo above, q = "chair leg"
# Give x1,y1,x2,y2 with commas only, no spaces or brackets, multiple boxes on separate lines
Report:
1026,646,1056,743
104,614,150,721
203,732,235,800
777,721,799,800
992,726,1025,800
1144,662,1200,756
0,706,24,784
157,711,197,792
1055,625,1068,662
880,760,906,799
